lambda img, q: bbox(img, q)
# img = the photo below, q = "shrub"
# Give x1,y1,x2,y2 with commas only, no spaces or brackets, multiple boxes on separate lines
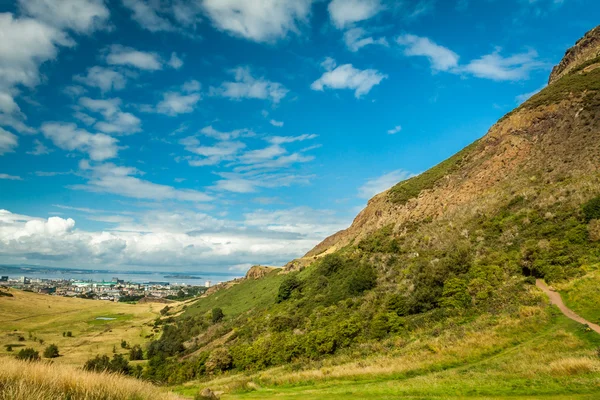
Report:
346,264,377,296
66,331,72,337
121,339,129,349
15,348,40,361
84,353,131,375
129,344,144,361
211,308,224,323
440,278,471,309
160,306,171,316
276,274,301,303
205,348,232,374
582,196,600,222
43,344,59,358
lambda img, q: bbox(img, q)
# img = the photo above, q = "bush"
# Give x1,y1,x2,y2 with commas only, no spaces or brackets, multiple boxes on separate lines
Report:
84,353,131,375
583,196,600,222
43,344,59,358
160,306,171,316
15,348,40,361
346,264,377,296
205,348,232,374
440,278,471,309
121,339,129,349
129,344,144,361
211,307,224,323
276,274,301,303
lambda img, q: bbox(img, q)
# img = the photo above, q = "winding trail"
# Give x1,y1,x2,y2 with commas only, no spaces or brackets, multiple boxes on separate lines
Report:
536,279,600,334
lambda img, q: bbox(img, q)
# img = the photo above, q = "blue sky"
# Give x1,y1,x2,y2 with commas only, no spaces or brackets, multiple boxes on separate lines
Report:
0,0,598,273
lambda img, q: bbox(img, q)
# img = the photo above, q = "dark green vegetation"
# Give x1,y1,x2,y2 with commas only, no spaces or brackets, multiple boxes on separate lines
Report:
15,347,40,361
43,344,59,358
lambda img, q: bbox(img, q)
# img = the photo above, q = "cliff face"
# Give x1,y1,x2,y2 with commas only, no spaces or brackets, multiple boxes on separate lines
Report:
549,25,600,84
300,25,600,263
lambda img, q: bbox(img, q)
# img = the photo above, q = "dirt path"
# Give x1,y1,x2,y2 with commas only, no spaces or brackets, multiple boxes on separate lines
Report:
536,279,600,334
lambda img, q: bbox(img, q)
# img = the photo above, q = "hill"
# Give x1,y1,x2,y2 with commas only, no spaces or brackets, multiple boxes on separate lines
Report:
4,25,600,400
126,25,600,398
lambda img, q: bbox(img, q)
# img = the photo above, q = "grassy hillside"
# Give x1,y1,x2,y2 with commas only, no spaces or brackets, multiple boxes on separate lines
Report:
0,289,162,366
0,357,183,400
129,29,600,398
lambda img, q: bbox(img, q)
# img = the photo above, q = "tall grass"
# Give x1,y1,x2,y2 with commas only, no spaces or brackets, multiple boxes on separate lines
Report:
0,357,184,400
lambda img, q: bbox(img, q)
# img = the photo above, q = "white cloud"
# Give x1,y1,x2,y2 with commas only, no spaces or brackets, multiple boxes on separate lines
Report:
74,66,127,92
0,128,18,155
106,45,163,71
267,134,317,144
311,60,387,98
181,136,245,166
27,139,51,155
387,125,401,134
0,173,22,180
344,27,388,52
168,52,184,69
397,34,547,82
0,92,21,115
461,49,546,81
270,119,284,127
211,67,288,103
396,34,459,72
142,80,202,116
157,92,201,116
201,0,315,43
72,163,213,202
0,13,72,122
200,125,252,141
41,122,119,161
328,0,382,29
78,97,141,135
213,171,312,193
0,206,349,270
182,80,201,92
121,0,176,32
358,169,415,198
19,0,110,33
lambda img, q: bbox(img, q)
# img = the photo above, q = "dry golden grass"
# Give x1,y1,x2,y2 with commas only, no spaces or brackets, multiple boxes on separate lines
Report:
548,357,600,376
0,356,185,400
0,289,163,367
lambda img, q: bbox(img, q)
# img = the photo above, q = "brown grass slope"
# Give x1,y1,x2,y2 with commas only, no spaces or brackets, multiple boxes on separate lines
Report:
301,24,600,262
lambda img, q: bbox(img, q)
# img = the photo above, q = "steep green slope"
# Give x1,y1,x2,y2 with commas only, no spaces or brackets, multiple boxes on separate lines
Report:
114,25,600,398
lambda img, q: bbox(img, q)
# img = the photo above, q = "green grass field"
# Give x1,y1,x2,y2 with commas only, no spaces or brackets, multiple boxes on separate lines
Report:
0,289,163,367
559,268,600,325
184,270,285,319
173,301,600,399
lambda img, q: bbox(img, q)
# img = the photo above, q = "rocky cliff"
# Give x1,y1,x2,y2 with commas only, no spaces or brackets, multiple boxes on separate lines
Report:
298,25,600,263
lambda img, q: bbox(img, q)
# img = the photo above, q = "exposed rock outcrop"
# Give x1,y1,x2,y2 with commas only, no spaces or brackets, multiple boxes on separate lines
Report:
549,25,600,84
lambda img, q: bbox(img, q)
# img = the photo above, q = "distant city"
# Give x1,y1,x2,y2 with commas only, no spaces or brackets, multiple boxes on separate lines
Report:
0,264,243,302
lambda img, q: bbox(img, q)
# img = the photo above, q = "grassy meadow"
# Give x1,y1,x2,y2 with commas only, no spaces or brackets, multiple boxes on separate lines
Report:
174,306,600,399
0,288,164,367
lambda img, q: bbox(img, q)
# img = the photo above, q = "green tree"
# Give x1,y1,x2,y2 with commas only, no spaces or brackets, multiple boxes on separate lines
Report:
120,339,128,349
276,274,301,303
43,344,59,358
211,307,224,323
129,344,144,361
